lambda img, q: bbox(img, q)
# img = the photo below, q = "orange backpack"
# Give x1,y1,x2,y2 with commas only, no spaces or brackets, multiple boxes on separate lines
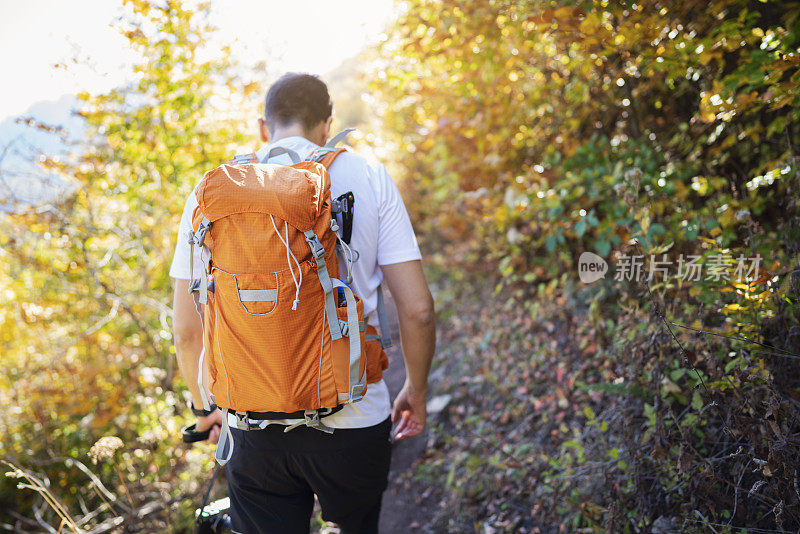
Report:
187,131,390,463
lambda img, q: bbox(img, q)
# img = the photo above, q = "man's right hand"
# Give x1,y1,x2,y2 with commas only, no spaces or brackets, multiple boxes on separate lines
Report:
195,408,223,444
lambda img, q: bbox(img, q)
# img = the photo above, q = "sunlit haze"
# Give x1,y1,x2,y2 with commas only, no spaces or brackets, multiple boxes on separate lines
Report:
0,0,396,121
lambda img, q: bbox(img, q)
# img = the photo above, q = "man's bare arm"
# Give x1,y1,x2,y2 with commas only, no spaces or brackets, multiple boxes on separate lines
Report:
172,279,221,442
381,260,436,440
172,279,206,406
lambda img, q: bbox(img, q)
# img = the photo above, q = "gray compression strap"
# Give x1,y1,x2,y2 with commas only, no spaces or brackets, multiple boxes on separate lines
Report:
304,230,342,340
238,289,278,302
332,279,366,402
191,291,212,412
191,215,213,408
376,284,393,348
214,408,234,466
265,146,301,164
187,230,195,288
194,217,211,305
325,128,355,149
196,347,212,411
198,252,208,305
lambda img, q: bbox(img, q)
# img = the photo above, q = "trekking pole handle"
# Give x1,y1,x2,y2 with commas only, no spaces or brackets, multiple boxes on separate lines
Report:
182,423,212,443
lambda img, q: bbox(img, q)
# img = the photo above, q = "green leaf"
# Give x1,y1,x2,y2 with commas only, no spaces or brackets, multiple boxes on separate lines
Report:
594,239,611,256
691,391,704,411
574,219,587,238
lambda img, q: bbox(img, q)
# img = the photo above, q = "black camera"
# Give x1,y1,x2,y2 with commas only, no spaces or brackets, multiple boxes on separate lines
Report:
195,497,232,534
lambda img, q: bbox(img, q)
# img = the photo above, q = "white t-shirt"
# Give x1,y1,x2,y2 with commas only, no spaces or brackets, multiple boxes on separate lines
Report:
169,135,422,429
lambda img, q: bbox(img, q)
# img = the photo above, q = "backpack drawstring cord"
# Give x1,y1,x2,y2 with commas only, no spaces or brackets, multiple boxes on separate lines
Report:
270,215,302,310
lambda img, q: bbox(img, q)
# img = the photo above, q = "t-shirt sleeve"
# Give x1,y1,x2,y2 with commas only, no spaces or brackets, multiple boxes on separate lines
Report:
374,163,422,266
169,190,202,280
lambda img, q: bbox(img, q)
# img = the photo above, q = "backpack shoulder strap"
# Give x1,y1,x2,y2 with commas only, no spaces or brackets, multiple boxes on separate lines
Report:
230,152,258,165
307,128,356,166
318,148,346,169
324,128,355,149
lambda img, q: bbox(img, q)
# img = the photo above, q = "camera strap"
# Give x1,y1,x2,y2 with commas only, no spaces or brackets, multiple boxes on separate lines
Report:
196,464,220,527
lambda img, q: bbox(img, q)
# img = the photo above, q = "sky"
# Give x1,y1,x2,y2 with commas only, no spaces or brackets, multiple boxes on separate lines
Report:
0,0,397,122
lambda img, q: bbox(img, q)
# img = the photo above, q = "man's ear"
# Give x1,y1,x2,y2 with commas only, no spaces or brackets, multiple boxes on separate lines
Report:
258,117,270,143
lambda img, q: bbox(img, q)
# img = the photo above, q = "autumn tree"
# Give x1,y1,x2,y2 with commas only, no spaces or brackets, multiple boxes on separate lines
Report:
0,0,261,527
373,0,800,530
376,0,799,272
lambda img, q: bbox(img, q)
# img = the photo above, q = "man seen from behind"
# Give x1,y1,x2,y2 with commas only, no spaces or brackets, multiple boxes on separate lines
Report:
170,73,436,534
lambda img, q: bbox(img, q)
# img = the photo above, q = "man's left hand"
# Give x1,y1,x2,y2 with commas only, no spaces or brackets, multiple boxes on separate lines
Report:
391,382,427,441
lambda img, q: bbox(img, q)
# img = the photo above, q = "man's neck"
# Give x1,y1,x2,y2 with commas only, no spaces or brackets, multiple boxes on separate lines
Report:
271,125,321,146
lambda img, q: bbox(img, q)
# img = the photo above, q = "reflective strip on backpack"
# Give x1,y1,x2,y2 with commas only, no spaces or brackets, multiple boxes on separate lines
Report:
332,279,366,403
237,288,278,302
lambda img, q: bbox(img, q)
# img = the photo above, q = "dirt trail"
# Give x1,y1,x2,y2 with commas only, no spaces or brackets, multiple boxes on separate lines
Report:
378,296,436,533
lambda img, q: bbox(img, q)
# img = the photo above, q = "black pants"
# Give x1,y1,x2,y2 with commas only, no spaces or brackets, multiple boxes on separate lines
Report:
226,417,392,534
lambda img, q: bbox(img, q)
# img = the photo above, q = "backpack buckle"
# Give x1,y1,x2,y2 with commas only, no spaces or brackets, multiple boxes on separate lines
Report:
188,279,201,293
195,219,211,247
349,384,365,403
283,410,334,434
307,147,334,163
303,410,334,434
233,411,252,431
304,233,326,261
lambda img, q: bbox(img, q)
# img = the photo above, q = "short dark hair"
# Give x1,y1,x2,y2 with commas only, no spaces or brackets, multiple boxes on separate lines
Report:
264,73,333,133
